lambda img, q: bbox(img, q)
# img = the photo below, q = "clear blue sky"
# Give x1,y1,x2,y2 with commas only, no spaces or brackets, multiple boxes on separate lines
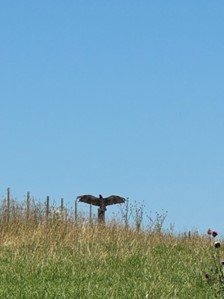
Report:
1,1,224,233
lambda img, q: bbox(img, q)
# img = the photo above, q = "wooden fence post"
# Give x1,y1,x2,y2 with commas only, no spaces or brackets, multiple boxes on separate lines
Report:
46,196,50,221
89,203,92,223
125,199,129,228
75,198,78,222
61,198,64,214
60,198,64,220
7,187,10,222
26,192,30,220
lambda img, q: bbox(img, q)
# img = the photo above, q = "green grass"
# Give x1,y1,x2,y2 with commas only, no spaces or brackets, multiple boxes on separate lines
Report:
0,220,219,298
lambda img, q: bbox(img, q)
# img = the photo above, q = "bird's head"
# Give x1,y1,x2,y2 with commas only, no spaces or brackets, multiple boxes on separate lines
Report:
99,194,103,199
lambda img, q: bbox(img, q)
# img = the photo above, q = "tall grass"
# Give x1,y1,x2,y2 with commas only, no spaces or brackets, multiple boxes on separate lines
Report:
0,196,220,298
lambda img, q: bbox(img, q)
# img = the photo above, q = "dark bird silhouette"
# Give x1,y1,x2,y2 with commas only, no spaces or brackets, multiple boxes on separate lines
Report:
77,194,126,207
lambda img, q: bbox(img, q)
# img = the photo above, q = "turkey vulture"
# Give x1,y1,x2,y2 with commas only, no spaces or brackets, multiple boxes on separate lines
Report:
77,194,126,207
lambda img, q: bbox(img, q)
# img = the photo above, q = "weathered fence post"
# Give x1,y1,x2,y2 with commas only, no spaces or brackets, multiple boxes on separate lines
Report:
60,198,64,214
98,205,106,223
26,192,30,220
75,197,78,222
125,198,129,228
46,196,50,221
7,187,10,222
89,203,92,223
60,198,65,220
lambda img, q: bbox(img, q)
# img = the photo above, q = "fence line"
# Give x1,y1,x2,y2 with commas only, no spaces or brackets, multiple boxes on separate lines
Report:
1,188,130,228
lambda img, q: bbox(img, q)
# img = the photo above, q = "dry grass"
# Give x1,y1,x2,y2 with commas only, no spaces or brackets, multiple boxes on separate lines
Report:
0,197,219,298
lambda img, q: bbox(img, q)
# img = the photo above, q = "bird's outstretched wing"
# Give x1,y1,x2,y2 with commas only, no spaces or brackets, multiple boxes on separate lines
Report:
76,195,102,206
104,195,126,206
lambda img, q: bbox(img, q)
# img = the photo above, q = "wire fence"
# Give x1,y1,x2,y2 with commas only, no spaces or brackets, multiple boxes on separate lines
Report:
0,188,130,227
0,188,167,232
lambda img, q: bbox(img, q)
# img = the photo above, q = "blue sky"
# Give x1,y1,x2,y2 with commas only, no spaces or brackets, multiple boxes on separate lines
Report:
1,1,224,233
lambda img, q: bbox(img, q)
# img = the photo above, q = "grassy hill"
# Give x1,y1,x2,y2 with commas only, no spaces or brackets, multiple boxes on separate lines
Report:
0,192,221,298
0,218,221,298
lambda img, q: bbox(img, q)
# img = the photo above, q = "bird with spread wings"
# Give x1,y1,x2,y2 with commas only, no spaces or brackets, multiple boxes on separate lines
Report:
77,194,126,207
